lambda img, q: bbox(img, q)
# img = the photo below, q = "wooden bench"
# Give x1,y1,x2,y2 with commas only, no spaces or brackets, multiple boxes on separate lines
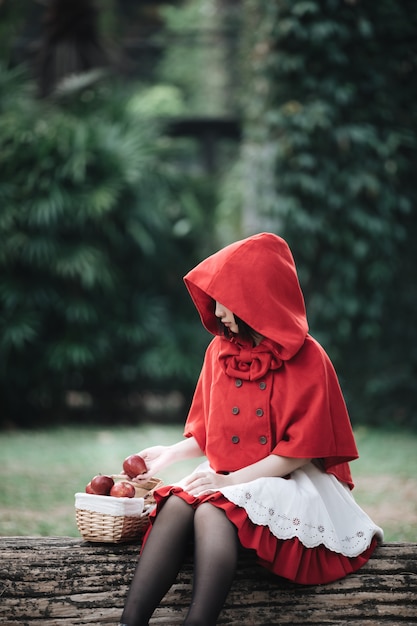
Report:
0,537,416,625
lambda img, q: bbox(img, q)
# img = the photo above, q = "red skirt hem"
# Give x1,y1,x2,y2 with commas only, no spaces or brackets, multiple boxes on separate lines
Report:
145,485,379,585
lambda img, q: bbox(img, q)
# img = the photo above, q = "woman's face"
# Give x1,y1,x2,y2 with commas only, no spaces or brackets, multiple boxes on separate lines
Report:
215,301,239,334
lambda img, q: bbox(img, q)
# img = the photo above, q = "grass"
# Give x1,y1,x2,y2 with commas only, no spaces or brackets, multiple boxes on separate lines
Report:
351,426,417,542
0,424,416,541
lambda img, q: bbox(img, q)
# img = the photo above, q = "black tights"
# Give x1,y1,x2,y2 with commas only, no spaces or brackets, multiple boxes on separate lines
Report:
120,495,239,626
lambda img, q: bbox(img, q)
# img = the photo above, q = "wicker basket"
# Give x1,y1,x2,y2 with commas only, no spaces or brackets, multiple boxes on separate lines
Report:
75,477,163,543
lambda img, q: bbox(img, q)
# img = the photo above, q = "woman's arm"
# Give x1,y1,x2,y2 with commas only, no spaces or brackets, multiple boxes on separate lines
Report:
182,454,311,497
229,454,310,485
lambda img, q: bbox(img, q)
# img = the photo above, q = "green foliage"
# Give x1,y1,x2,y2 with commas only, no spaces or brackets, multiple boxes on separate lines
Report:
157,0,241,116
235,0,417,427
0,0,31,65
0,66,211,426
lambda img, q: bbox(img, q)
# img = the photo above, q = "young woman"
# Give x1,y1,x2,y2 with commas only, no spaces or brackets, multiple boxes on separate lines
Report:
120,232,383,626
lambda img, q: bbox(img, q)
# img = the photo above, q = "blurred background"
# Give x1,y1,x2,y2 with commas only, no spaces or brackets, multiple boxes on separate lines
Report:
0,0,416,539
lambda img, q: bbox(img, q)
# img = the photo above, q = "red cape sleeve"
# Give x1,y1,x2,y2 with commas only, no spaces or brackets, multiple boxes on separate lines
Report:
183,340,218,454
272,336,358,488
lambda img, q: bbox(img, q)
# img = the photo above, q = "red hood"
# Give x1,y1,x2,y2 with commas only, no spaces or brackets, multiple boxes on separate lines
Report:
184,233,308,361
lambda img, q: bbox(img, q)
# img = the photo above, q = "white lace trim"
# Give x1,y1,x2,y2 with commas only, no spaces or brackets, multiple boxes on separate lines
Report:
216,463,383,558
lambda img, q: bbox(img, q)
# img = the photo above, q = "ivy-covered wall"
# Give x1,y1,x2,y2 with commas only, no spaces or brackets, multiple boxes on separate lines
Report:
235,0,417,427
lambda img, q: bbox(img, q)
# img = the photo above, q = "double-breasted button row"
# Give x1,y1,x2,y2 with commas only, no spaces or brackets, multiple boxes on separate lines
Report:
234,379,267,390
231,407,264,417
231,435,268,445
232,406,264,417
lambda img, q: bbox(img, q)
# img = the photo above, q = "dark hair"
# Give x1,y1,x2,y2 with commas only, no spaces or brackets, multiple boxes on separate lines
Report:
218,314,257,344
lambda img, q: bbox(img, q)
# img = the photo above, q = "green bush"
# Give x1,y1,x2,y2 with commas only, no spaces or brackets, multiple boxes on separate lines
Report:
0,66,212,426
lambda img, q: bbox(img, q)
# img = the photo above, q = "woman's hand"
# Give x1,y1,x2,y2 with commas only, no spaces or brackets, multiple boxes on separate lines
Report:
129,446,172,482
127,437,204,482
181,470,231,497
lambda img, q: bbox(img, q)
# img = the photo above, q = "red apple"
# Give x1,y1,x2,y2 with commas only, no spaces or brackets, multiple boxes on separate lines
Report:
110,481,136,498
123,454,147,478
90,474,114,496
85,481,95,494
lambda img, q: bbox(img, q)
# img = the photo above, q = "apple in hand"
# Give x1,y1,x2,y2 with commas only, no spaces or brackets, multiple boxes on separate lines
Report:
89,474,114,495
123,454,147,478
110,481,136,498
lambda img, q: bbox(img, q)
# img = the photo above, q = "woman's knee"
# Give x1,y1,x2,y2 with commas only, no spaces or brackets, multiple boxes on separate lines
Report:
194,502,236,533
194,502,217,519
164,494,195,513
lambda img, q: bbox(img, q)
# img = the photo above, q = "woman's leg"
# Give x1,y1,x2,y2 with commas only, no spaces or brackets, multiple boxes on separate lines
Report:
120,495,194,626
184,503,239,626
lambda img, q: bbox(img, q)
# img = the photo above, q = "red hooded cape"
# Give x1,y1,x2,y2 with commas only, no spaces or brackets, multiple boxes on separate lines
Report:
183,233,358,488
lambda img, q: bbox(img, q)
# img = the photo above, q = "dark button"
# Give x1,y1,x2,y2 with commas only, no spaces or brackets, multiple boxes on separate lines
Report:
259,436,267,445
256,408,264,417
235,379,243,387
232,406,240,415
231,435,240,444
259,381,266,390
